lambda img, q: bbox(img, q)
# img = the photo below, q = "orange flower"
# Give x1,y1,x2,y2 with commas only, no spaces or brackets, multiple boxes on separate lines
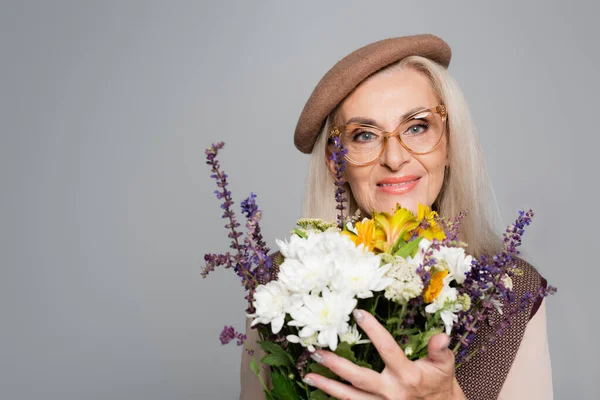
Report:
423,269,449,303
342,219,376,252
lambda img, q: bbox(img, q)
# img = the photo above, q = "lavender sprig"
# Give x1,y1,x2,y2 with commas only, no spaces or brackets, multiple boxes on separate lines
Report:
241,193,275,285
203,143,282,345
202,143,245,277
220,325,254,355
330,136,348,229
452,209,555,364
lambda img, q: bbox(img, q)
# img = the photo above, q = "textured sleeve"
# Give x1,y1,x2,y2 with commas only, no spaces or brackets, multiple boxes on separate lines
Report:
498,299,554,400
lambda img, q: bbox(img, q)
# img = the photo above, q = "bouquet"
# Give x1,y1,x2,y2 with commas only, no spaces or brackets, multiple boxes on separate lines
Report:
202,141,555,400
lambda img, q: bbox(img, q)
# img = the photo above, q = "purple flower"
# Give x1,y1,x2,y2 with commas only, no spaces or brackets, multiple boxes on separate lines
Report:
329,136,348,229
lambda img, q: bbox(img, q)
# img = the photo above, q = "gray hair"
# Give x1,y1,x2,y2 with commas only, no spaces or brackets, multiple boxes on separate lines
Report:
302,55,503,258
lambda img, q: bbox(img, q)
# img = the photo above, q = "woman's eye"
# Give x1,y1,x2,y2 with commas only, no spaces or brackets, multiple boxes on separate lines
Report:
352,131,377,141
405,123,429,135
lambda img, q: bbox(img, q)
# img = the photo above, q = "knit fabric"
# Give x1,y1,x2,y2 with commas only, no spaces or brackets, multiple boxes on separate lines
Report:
455,257,546,399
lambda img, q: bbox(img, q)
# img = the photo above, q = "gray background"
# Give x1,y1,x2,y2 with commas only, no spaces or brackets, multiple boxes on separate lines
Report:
1,1,597,399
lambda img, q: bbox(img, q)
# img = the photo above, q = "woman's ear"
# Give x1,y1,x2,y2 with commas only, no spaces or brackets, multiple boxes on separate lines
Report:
325,146,337,178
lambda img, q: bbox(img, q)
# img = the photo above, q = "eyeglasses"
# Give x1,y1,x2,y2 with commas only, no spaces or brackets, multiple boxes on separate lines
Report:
329,104,448,166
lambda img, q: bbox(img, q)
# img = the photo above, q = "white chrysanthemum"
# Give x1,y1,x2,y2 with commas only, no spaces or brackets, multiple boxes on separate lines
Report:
384,257,424,303
424,282,462,335
277,257,334,294
286,332,318,352
433,246,473,284
340,324,370,346
330,254,392,299
248,281,300,334
276,233,315,260
288,289,357,351
277,231,373,295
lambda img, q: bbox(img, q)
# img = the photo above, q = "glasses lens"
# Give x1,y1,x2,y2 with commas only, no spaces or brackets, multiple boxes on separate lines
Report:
339,109,445,164
398,110,445,154
339,125,385,164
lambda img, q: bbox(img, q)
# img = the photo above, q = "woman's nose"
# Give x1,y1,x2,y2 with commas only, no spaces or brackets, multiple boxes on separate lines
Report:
379,136,411,170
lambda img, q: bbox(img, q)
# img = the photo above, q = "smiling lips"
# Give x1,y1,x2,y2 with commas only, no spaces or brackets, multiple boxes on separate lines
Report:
376,175,421,194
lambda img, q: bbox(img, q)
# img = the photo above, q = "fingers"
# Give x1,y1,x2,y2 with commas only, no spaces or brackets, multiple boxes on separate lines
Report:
426,333,455,369
352,309,411,374
308,350,382,394
303,370,379,400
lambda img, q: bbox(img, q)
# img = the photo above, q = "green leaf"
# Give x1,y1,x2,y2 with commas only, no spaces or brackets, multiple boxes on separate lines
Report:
261,353,293,367
264,390,275,400
258,341,294,364
334,342,355,362
309,389,330,400
270,370,300,400
293,228,308,239
307,363,338,380
395,236,423,258
390,232,407,255
251,355,273,397
354,359,372,369
250,356,260,376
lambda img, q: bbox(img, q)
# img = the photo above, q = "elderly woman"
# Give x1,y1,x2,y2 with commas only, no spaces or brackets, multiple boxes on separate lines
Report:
240,34,552,400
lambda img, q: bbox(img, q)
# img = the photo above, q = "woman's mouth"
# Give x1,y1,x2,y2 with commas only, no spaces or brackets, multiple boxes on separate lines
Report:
376,176,421,194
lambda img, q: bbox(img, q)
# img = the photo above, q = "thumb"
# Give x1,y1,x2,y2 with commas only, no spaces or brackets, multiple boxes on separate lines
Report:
427,333,454,366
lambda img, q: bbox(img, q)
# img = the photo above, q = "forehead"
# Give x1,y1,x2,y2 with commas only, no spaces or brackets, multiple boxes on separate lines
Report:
339,68,437,123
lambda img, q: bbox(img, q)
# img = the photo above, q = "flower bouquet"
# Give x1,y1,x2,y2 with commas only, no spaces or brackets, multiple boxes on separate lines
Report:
202,141,555,400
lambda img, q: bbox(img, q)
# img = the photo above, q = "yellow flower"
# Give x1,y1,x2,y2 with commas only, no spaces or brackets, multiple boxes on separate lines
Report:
423,269,449,303
372,205,419,253
342,219,376,252
416,203,446,241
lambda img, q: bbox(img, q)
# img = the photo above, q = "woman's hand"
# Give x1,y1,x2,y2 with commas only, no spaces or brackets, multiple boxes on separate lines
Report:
302,309,466,400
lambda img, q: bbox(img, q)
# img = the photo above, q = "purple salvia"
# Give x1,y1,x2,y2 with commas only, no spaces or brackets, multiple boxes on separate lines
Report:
445,210,468,241
204,143,246,275
330,136,348,229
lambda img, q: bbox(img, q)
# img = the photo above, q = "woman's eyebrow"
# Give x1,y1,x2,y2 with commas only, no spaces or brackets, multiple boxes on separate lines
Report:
345,106,426,126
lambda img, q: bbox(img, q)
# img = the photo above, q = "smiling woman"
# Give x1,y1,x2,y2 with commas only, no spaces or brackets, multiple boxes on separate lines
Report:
240,34,552,400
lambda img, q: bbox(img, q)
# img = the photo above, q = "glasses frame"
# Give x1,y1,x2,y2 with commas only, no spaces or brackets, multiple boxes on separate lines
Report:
329,104,448,167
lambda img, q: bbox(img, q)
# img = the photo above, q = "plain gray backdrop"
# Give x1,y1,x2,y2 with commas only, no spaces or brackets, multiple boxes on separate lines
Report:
1,1,597,399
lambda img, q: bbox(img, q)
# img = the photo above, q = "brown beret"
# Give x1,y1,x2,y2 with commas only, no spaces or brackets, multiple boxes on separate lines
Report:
294,34,452,154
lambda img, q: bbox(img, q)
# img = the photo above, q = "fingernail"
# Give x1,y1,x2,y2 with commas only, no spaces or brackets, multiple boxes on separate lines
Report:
439,335,450,349
303,376,315,386
310,352,324,364
353,309,364,322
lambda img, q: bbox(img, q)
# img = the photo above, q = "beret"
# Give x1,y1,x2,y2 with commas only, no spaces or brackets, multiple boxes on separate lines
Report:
294,34,452,154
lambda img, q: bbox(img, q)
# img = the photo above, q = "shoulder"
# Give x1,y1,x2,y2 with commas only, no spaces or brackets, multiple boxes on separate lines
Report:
510,257,548,321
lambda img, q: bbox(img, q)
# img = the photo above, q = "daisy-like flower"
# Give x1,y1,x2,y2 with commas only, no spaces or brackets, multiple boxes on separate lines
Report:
329,252,392,299
278,231,372,295
288,289,357,351
248,281,300,334
340,324,371,346
277,257,334,295
424,282,462,335
286,332,319,352
434,246,473,284
275,233,315,261
384,257,424,304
